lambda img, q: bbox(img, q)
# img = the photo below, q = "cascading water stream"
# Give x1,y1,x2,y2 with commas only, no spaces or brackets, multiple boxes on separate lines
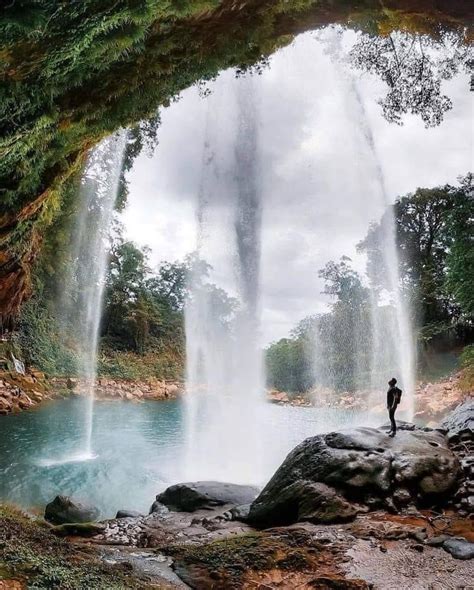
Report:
348,79,416,417
58,132,126,460
184,75,265,483
316,29,416,417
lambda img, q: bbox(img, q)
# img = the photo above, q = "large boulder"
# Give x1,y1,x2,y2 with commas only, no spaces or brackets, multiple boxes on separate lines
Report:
248,427,460,528
156,481,260,512
44,495,100,525
440,399,473,442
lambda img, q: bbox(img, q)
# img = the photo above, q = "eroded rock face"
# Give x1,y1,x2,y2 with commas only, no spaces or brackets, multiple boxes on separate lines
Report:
44,495,100,525
248,427,460,527
157,481,260,513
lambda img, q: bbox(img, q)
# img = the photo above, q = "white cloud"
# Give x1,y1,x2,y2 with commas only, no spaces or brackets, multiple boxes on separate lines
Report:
122,30,472,344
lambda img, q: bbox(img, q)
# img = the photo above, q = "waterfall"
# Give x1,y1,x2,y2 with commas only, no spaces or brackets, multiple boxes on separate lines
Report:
60,132,126,459
348,78,416,418
184,75,265,484
312,29,416,417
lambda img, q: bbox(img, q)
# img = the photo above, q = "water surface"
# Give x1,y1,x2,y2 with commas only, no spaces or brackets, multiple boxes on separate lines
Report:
0,398,381,517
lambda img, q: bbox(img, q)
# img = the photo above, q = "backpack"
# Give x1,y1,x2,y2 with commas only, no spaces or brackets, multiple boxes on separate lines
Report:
394,387,402,404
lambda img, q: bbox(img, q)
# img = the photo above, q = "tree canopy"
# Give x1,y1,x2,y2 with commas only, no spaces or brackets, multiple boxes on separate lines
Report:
358,174,473,338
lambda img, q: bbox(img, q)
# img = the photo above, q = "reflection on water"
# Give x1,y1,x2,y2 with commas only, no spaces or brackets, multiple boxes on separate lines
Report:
0,398,381,517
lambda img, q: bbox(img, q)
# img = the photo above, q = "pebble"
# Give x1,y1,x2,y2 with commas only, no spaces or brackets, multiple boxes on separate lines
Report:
412,544,424,552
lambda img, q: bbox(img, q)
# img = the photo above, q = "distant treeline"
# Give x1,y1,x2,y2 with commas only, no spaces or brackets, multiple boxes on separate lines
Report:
265,175,474,393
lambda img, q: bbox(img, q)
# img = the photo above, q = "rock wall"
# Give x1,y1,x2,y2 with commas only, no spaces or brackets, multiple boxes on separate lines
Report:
0,370,53,414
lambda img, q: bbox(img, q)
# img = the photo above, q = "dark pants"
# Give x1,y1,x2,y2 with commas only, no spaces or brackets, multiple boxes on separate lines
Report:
389,404,398,434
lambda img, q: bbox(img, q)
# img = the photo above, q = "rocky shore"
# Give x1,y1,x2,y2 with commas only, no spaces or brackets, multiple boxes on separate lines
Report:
52,376,184,403
0,371,185,415
1,401,472,589
268,371,470,424
0,364,469,422
0,369,52,414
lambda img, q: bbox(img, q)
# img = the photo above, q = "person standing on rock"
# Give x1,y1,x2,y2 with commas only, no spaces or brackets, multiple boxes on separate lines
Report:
387,377,402,437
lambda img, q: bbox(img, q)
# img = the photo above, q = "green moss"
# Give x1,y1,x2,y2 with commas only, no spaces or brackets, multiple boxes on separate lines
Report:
167,531,314,581
459,345,474,392
98,348,183,381
0,505,149,589
1,1,469,217
0,1,470,326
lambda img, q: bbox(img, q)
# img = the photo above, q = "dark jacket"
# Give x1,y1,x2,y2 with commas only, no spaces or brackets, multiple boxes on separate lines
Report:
387,385,402,408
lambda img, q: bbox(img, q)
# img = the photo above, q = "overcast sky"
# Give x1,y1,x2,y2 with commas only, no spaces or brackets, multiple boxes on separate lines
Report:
122,30,472,344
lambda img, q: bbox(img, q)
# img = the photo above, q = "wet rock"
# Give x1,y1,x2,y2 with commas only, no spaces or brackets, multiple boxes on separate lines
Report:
412,531,427,543
51,521,106,537
441,399,473,442
229,503,251,522
392,487,412,506
44,495,100,525
442,537,474,560
253,480,361,526
116,509,143,519
248,427,459,528
149,497,170,515
425,534,449,547
157,481,259,512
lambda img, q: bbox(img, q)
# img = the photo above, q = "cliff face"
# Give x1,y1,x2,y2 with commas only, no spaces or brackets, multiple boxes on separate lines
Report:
0,0,471,326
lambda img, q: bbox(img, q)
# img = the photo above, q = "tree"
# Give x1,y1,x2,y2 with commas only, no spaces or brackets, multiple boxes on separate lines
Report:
444,174,474,319
265,258,373,393
103,235,150,344
146,259,190,313
349,31,471,127
319,256,369,308
317,258,372,391
358,176,473,337
265,337,311,393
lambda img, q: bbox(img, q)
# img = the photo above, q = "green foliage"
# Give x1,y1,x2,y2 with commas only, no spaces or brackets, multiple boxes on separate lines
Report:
102,230,186,358
266,257,374,393
98,348,183,380
459,344,474,392
358,175,474,335
460,344,474,367
116,116,161,209
0,504,146,589
444,174,474,317
14,299,77,376
167,531,313,585
349,31,471,127
265,337,311,393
